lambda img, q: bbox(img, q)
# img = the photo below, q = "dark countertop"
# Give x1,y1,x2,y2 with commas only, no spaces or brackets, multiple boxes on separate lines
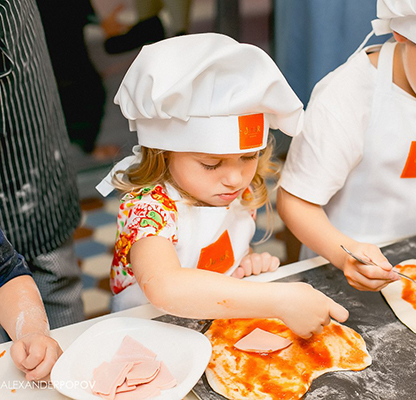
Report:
158,236,416,399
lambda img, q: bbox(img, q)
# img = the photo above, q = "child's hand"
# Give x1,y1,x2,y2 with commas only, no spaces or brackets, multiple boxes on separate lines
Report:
340,242,399,291
232,252,280,279
278,282,349,338
10,333,62,381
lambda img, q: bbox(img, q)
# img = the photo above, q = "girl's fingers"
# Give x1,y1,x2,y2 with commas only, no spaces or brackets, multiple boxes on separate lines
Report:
249,254,262,275
231,266,245,279
268,256,280,272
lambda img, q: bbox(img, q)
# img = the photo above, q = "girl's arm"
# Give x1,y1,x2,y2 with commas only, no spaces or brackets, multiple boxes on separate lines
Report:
130,236,349,338
0,276,62,380
277,187,399,291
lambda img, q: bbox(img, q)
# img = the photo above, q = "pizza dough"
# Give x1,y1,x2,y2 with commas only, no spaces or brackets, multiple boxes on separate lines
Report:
381,259,416,334
205,318,371,400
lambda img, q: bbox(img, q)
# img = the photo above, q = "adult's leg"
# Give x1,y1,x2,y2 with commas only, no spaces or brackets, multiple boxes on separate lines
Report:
28,239,84,329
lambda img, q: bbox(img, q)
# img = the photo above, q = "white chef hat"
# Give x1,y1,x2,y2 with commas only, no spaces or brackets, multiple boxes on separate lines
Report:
372,0,416,42
96,33,304,196
114,32,304,155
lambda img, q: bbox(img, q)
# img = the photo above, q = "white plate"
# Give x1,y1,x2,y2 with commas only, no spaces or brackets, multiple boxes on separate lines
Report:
51,317,212,400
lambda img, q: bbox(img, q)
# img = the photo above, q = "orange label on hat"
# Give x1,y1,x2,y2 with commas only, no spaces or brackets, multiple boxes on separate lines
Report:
239,113,264,150
400,141,416,178
196,230,235,274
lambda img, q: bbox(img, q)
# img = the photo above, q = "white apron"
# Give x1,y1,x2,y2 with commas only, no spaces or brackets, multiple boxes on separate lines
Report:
112,185,256,311
302,41,416,259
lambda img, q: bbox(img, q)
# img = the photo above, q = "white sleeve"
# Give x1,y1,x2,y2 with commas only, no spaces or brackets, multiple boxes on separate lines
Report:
280,90,367,206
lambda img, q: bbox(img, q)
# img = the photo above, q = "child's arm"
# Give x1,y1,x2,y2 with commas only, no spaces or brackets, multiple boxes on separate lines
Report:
0,276,62,381
130,236,349,338
277,187,399,291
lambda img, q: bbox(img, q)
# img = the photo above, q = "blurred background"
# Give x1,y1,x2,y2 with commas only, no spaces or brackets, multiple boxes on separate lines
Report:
38,0,381,319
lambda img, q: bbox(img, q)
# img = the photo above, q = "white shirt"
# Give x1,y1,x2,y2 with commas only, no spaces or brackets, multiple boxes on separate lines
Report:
281,45,379,205
281,42,416,258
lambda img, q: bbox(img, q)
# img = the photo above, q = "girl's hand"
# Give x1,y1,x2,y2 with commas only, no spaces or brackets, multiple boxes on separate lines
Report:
232,252,280,279
339,242,399,291
10,333,62,381
278,282,349,338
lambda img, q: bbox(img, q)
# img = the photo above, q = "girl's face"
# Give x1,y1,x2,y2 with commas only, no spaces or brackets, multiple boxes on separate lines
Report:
167,151,259,206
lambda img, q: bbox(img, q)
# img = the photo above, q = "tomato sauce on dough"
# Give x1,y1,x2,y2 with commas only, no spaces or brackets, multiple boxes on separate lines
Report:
397,263,416,309
206,318,371,399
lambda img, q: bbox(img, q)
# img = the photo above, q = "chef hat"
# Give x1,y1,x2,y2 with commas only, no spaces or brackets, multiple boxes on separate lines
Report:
372,0,416,42
114,32,304,155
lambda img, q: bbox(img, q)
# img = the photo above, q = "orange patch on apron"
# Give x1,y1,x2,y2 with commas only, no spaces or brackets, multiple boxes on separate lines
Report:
400,141,416,178
197,230,235,274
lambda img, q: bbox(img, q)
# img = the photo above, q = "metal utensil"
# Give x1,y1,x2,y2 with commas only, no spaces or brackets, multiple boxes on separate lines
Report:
340,245,416,285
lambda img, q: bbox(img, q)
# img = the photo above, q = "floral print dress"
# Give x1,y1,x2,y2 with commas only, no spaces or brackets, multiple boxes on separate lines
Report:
111,185,178,295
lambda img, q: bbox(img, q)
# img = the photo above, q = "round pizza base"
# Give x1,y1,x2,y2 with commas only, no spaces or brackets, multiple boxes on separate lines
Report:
204,319,371,400
381,259,416,334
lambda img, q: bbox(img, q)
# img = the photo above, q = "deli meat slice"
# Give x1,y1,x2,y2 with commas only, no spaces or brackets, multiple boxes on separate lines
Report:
234,327,292,353
91,335,177,400
114,383,161,400
150,362,177,390
115,382,136,394
111,335,157,363
205,318,372,400
92,361,134,400
126,359,161,386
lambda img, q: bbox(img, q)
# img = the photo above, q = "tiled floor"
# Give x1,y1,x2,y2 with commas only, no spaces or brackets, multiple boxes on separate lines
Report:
74,196,118,319
72,0,301,320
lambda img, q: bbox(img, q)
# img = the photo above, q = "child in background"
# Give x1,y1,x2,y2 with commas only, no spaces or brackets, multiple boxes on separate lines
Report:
97,33,348,339
0,229,62,381
278,0,416,292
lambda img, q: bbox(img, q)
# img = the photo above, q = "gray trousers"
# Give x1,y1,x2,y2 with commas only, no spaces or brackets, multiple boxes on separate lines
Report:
28,239,85,330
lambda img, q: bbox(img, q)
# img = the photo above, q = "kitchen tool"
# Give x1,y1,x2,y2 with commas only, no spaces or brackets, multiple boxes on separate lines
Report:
340,245,416,285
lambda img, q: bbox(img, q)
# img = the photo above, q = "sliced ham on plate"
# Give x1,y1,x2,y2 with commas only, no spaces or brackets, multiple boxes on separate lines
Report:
112,335,157,363
126,359,161,386
92,361,134,400
115,382,136,394
91,335,177,400
114,383,161,400
150,362,177,390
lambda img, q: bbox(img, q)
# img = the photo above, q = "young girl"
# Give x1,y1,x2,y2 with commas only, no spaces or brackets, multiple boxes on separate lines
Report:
97,33,348,338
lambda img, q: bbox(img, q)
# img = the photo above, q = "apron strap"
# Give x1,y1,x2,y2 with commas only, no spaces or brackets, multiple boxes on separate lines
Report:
376,41,397,92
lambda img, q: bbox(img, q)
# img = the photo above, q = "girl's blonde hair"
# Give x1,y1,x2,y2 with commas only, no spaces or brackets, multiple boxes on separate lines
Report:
112,135,280,242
